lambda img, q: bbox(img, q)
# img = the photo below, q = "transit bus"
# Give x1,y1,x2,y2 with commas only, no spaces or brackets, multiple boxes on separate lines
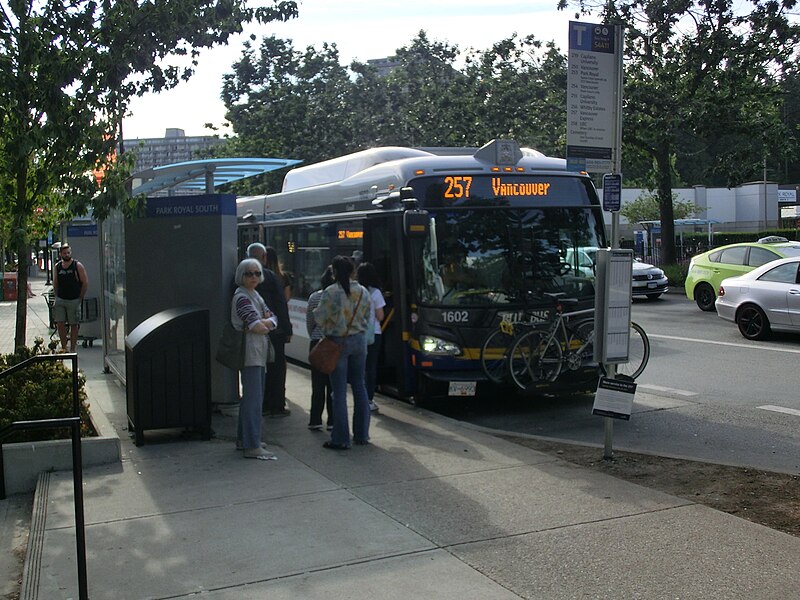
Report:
236,139,607,401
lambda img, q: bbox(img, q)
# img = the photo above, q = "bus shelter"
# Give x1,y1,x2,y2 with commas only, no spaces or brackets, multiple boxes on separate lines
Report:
636,218,720,260
100,157,301,407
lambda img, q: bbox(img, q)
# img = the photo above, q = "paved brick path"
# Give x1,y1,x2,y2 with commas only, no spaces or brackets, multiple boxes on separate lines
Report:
0,274,55,355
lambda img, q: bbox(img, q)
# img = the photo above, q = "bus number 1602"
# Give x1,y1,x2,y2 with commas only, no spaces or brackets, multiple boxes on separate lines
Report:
444,176,472,199
443,310,469,323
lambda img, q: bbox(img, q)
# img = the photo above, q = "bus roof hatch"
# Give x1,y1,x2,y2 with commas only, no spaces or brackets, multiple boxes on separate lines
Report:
473,139,522,166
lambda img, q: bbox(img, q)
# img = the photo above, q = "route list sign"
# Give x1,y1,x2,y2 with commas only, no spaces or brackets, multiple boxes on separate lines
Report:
566,21,621,173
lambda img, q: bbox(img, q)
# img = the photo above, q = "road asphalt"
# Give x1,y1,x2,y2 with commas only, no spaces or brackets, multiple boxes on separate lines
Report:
2,275,800,599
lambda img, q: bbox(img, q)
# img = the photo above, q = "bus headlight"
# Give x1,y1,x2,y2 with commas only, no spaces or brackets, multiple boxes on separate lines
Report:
420,335,461,356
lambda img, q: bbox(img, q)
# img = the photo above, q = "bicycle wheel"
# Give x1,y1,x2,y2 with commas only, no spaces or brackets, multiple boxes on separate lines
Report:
509,330,563,391
616,321,650,379
480,326,517,384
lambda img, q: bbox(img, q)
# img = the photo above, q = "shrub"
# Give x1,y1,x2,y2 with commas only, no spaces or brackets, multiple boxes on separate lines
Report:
0,338,94,443
662,263,688,287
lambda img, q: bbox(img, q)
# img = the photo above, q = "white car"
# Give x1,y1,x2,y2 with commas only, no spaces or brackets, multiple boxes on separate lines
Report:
715,256,800,340
565,248,668,300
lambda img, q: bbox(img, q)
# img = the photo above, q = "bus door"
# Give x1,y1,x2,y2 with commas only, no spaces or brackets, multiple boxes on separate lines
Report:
363,213,411,397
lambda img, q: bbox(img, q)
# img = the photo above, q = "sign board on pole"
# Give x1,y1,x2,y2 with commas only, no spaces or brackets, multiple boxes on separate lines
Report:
602,173,622,212
777,190,797,203
594,248,633,364
566,22,620,173
592,376,636,420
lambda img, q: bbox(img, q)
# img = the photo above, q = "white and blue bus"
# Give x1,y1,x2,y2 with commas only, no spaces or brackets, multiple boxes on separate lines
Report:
237,139,607,401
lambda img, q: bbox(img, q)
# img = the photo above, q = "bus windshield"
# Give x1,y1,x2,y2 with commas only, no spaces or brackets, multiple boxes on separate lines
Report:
416,207,604,306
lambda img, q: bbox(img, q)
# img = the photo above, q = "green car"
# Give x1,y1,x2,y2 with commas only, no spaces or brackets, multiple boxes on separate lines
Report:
685,236,800,311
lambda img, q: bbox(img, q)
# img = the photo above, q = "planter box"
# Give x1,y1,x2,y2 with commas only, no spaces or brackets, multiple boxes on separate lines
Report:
1,403,120,496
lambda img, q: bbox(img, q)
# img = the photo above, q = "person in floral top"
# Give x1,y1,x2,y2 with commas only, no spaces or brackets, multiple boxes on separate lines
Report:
313,256,373,449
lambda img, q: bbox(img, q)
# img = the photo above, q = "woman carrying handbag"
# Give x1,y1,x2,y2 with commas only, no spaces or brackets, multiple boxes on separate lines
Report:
312,255,373,450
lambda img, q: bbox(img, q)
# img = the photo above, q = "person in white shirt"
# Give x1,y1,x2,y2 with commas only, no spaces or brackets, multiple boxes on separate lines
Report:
357,262,386,412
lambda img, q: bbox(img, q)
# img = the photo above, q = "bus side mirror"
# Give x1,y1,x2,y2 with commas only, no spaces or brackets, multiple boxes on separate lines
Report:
404,209,430,238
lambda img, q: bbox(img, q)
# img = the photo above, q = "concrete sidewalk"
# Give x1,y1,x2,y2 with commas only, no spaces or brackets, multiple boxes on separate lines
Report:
16,346,800,599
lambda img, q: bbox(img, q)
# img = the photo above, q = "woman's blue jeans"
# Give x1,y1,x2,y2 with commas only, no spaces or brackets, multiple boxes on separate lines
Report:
238,366,265,449
328,332,370,446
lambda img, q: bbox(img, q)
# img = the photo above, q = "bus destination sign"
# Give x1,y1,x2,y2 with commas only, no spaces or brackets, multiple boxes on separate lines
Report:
442,176,551,200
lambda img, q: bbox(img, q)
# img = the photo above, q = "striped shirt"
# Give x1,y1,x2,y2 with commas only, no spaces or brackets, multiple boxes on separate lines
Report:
306,289,324,340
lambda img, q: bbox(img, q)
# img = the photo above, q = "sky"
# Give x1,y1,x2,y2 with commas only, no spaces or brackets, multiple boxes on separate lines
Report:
123,0,579,140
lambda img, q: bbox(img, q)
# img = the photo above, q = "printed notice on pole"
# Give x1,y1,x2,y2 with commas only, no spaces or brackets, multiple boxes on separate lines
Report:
566,21,618,173
592,377,636,420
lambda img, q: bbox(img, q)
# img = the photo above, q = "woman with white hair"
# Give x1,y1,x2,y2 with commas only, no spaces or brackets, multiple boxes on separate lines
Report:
232,258,279,460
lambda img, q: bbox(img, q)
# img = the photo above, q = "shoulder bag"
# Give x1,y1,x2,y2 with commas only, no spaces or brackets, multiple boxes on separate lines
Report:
215,321,246,371
308,289,362,375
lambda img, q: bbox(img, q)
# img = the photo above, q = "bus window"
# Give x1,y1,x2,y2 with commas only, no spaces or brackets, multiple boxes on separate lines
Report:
414,207,603,306
267,220,366,300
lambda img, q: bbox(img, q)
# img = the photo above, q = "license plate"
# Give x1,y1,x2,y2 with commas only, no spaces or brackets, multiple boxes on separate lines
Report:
448,381,477,396
647,282,657,288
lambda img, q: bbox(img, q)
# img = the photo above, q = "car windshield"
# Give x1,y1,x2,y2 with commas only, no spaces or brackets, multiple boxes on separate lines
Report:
413,208,604,306
775,245,800,258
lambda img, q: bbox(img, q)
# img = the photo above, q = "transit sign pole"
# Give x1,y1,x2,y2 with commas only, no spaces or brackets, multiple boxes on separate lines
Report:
567,21,626,459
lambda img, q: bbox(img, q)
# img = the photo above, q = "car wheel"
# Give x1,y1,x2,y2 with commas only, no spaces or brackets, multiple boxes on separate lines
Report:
646,293,662,301
694,283,716,311
737,304,771,340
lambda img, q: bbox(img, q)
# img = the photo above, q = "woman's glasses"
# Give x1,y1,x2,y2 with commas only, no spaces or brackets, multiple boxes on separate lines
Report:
244,271,262,277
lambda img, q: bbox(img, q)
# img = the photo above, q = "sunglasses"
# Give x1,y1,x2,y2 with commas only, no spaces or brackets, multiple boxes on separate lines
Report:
244,271,262,277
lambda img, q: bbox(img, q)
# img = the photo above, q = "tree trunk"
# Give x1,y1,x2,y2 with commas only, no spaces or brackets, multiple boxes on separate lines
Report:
655,148,676,265
14,237,30,351
13,163,29,351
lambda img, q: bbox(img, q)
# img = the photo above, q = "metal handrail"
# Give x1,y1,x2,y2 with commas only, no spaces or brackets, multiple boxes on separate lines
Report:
0,353,88,600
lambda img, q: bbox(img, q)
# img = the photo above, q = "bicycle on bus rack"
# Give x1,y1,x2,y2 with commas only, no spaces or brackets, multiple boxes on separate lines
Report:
479,292,650,392
479,313,542,385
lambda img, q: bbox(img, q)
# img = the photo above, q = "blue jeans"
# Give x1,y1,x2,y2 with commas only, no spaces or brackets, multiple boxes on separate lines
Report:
238,366,265,449
329,332,370,446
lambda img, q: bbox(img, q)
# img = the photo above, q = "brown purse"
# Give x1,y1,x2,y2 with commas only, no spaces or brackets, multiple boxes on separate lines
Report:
308,289,362,375
308,336,342,375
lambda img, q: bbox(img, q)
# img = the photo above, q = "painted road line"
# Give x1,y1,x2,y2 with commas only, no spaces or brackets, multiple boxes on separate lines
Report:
648,333,800,355
636,383,698,397
757,405,800,417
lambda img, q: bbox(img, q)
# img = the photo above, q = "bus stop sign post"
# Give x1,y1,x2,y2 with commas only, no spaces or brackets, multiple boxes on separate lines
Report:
592,248,634,459
602,173,622,212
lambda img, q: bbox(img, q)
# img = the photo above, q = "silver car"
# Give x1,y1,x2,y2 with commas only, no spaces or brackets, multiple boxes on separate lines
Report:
631,259,669,300
715,256,800,340
564,248,668,300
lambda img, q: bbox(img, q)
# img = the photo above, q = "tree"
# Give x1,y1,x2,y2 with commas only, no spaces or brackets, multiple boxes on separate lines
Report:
220,35,357,194
219,31,568,191
559,0,800,264
620,191,698,224
463,35,568,155
0,0,298,349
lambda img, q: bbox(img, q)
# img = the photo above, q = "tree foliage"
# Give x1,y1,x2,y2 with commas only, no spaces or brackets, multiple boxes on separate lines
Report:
620,191,698,224
217,31,570,190
0,0,298,348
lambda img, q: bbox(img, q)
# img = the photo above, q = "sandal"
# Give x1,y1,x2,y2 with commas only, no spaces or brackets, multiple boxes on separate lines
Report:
323,441,350,450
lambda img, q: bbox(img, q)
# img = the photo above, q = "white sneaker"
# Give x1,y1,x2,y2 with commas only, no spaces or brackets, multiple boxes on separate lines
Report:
369,401,379,412
243,447,277,460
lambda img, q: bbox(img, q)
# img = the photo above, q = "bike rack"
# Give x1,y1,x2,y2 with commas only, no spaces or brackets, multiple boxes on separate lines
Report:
0,353,88,600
